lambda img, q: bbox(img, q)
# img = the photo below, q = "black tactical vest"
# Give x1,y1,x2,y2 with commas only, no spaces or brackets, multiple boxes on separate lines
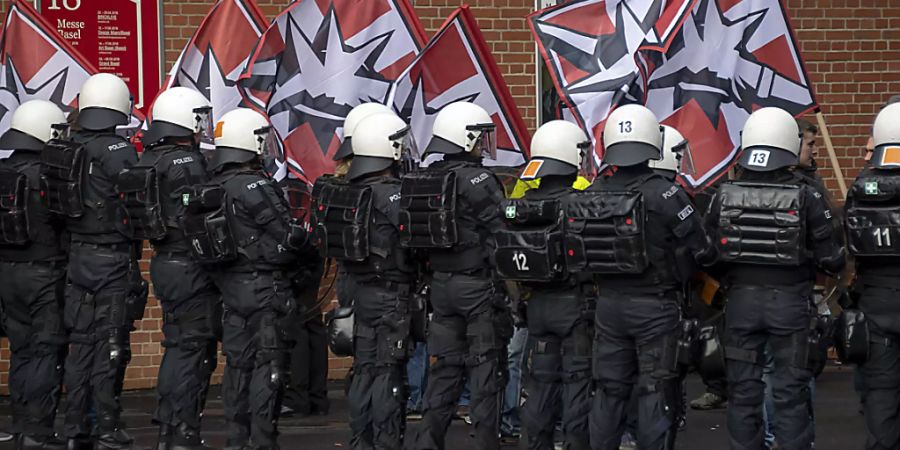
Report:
222,171,296,268
715,181,805,265
118,147,206,242
0,167,29,245
312,179,372,261
495,197,566,281
399,170,458,248
563,189,649,274
846,172,900,257
183,184,237,264
39,138,86,218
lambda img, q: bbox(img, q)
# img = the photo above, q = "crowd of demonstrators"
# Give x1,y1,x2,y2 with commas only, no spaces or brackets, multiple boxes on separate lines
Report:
3,71,900,450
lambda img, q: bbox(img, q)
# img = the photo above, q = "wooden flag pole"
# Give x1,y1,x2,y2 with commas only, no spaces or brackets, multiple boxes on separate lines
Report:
815,110,848,199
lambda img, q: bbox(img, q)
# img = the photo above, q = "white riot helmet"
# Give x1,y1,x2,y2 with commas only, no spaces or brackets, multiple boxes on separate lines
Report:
601,104,663,166
651,125,696,178
334,102,394,161
77,73,133,131
425,102,496,160
738,107,801,172
142,87,213,146
521,120,591,180
871,103,900,169
347,113,413,181
0,100,66,151
210,108,279,172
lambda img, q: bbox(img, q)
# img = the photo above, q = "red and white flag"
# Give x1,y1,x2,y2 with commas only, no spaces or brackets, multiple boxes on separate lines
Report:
0,0,144,143
160,0,268,123
642,0,817,188
388,5,530,167
531,0,816,189
239,0,426,184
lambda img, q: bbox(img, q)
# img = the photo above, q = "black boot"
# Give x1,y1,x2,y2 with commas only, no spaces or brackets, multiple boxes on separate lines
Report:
65,437,92,450
170,424,212,450
156,424,173,450
95,429,133,450
17,434,66,450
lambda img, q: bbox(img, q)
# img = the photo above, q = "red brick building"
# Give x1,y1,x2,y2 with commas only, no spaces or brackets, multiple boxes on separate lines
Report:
0,0,890,393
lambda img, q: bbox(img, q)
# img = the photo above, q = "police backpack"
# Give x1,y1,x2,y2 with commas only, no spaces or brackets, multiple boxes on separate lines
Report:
846,174,900,257
563,190,649,274
39,139,86,218
312,180,373,261
117,166,166,240
494,198,566,281
0,168,30,245
182,185,237,264
715,182,804,265
399,170,458,248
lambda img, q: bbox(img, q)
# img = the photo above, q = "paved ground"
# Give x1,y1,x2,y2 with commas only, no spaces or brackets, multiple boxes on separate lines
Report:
0,364,865,449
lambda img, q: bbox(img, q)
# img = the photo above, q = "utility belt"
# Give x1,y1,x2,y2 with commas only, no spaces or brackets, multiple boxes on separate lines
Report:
356,277,412,295
428,246,487,273
70,239,135,255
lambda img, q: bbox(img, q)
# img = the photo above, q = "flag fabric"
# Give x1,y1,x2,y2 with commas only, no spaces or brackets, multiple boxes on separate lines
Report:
388,5,531,167
641,0,817,187
529,0,695,144
239,0,427,184
0,0,145,143
531,0,817,189
160,0,268,123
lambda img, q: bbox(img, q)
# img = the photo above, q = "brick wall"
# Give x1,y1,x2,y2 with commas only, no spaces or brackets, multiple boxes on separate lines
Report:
0,0,890,393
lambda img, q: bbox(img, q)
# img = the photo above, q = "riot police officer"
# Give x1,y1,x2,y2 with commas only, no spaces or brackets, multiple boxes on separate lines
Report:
46,73,143,450
199,108,308,449
0,100,68,450
124,87,219,450
587,105,713,450
495,120,594,449
844,103,900,450
315,112,417,448
406,102,512,450
705,107,844,450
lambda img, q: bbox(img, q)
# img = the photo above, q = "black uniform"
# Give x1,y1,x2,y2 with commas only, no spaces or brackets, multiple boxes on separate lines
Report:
512,176,593,450
706,169,844,450
411,157,512,450
131,144,220,445
60,130,142,445
0,149,67,442
206,167,304,449
327,174,416,450
844,167,900,450
587,165,712,450
282,255,329,419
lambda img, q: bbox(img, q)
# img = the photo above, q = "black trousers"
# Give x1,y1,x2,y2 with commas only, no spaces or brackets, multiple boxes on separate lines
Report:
413,271,512,450
522,289,592,450
858,284,900,450
283,313,330,414
590,292,681,450
218,270,294,449
63,242,134,438
724,286,812,450
151,253,220,433
344,277,411,450
0,260,65,438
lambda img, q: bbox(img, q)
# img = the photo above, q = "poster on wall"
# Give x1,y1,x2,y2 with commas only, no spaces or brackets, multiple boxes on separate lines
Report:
34,0,164,113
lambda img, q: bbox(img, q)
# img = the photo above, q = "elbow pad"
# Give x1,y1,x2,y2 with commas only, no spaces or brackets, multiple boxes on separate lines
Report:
817,247,847,277
283,219,310,251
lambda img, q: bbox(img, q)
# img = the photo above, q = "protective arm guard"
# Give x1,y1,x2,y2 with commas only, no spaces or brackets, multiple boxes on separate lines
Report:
807,188,847,276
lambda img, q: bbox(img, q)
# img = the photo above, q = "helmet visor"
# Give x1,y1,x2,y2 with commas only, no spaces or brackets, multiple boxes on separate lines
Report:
255,125,283,175
390,125,419,174
468,123,497,161
671,138,696,176
193,106,214,145
578,140,596,178
51,123,71,141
